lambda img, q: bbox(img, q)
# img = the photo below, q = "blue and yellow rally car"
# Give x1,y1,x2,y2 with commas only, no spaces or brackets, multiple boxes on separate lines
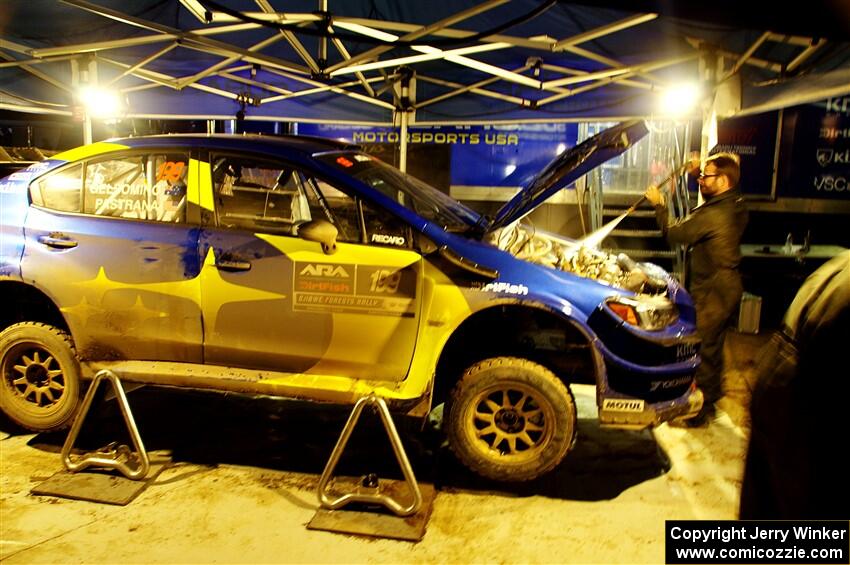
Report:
0,121,701,481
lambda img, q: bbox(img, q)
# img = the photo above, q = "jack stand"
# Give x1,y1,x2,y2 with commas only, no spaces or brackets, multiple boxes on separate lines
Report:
61,369,150,480
308,394,435,541
32,370,164,505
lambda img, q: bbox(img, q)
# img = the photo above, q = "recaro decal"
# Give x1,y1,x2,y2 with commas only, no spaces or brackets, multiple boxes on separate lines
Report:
293,262,417,317
371,233,406,246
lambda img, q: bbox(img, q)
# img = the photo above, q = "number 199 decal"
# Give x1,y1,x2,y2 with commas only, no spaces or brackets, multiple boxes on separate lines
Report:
358,266,416,298
369,269,402,293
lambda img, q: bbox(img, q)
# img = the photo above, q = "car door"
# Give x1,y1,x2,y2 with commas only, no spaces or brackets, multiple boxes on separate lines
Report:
198,152,422,382
21,150,204,362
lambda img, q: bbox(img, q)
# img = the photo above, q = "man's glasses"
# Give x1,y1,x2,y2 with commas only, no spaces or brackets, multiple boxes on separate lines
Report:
698,173,720,179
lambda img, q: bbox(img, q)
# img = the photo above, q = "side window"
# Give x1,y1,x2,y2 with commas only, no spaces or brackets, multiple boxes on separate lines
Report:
212,155,312,234
304,178,361,243
30,164,83,212
304,177,410,247
83,153,188,222
361,200,412,248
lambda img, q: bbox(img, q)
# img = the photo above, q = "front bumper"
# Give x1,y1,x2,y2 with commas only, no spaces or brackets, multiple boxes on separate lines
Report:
598,386,703,430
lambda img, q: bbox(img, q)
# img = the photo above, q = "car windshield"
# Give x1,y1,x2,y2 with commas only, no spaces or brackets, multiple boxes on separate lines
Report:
315,151,480,232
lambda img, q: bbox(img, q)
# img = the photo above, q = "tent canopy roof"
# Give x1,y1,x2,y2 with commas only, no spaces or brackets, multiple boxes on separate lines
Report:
1,0,849,125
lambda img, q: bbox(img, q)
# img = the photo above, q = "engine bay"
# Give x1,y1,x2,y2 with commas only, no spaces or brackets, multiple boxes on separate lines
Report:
488,222,670,296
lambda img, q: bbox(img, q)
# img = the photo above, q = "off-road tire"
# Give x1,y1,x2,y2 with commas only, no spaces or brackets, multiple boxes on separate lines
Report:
445,356,576,482
0,322,81,432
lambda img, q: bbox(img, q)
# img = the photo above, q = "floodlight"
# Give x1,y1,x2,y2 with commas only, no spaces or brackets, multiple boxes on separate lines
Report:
658,83,700,117
79,86,123,118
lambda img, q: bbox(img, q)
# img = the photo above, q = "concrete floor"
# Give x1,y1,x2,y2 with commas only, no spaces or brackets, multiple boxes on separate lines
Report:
0,331,766,564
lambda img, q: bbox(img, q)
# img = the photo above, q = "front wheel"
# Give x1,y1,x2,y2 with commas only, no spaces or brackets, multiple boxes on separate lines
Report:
445,357,576,482
0,322,82,432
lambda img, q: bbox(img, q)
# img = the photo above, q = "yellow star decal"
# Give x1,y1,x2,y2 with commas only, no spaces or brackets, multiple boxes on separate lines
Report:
60,296,100,329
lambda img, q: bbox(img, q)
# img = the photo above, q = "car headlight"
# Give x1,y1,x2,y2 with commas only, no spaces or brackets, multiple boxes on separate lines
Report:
606,295,679,330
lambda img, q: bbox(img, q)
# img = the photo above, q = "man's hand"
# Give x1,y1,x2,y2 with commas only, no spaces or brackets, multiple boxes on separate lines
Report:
645,184,663,207
685,152,701,177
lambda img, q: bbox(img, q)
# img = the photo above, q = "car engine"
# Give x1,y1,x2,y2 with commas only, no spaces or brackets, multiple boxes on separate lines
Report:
488,222,670,296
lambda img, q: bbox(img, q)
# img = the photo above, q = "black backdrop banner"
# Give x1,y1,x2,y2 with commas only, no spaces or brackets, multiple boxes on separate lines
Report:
715,111,779,199
777,96,850,199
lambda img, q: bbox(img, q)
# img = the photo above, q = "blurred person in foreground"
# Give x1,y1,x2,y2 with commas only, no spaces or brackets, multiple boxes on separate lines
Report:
740,251,850,519
645,152,748,427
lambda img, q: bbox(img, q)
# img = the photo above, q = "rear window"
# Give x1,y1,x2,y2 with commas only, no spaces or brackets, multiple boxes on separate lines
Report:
30,164,82,212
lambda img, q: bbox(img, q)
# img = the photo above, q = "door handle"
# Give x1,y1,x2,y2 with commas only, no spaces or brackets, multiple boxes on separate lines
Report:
37,234,78,249
215,258,252,271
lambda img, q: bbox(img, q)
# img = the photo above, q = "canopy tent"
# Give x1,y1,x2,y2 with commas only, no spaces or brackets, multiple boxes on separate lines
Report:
1,0,849,127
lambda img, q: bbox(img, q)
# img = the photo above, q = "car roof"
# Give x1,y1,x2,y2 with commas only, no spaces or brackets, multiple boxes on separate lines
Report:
108,133,356,156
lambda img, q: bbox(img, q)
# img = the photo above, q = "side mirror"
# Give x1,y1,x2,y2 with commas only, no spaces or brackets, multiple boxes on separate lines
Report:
298,219,338,255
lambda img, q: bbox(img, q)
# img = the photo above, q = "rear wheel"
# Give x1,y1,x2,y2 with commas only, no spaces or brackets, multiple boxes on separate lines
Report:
445,356,576,482
0,322,81,432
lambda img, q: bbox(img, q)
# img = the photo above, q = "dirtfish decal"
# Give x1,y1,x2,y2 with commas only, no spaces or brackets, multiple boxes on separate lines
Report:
475,281,529,296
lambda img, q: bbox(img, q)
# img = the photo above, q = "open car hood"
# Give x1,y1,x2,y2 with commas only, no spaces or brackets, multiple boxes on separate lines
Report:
485,120,649,233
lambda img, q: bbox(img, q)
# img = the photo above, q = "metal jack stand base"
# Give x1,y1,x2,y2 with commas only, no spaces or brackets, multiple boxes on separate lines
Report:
307,394,435,542
31,370,167,505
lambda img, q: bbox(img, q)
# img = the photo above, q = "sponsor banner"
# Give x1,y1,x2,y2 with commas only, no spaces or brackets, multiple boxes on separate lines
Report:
293,261,416,316
715,112,778,198
777,96,850,199
296,123,577,189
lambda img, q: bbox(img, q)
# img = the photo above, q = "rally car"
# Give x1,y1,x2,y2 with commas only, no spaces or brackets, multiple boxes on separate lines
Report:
0,121,701,481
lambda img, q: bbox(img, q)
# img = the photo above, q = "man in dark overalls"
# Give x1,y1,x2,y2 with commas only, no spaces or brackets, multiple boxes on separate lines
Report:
645,152,748,426
740,251,849,518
